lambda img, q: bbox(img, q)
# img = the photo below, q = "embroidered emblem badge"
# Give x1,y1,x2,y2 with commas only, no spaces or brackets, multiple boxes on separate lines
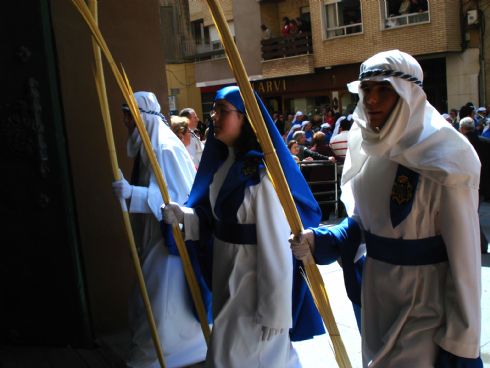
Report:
391,175,413,205
241,157,262,177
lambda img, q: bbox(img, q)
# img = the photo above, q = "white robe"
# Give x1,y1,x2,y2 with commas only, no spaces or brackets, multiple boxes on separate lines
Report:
345,155,481,367
341,50,481,367
183,149,300,368
127,124,206,368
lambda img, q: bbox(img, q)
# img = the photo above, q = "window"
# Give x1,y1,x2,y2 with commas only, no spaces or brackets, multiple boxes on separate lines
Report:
191,19,210,48
381,0,429,29
323,0,362,39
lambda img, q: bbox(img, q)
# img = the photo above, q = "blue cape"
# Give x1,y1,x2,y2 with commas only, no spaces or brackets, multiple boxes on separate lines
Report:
183,86,325,340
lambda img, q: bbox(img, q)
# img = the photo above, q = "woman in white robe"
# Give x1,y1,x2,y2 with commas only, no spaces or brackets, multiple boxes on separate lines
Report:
290,50,482,367
112,92,206,368
163,86,325,367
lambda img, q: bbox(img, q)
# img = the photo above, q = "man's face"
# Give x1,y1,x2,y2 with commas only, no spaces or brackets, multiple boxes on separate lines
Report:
188,110,199,130
360,81,400,131
123,110,136,133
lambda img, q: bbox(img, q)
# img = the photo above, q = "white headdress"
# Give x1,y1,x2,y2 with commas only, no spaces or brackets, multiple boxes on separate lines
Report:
342,50,479,197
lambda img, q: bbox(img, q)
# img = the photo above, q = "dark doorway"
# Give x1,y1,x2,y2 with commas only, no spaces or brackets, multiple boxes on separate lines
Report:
420,57,448,113
0,0,92,347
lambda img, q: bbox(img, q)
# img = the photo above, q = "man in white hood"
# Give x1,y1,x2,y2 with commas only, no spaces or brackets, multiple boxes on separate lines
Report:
290,50,482,367
112,92,206,368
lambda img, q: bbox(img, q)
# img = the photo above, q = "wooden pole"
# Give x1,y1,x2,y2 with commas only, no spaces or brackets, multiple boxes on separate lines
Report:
72,0,211,345
204,1,351,366
87,1,166,367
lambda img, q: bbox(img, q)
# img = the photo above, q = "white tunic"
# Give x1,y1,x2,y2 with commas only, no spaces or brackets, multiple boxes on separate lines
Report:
183,149,300,368
127,125,206,368
348,155,481,368
340,50,481,367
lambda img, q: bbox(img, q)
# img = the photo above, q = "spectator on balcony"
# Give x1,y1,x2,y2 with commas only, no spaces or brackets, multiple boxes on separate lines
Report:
281,17,291,37
261,24,271,40
295,17,304,34
410,0,428,13
399,0,411,14
289,19,299,36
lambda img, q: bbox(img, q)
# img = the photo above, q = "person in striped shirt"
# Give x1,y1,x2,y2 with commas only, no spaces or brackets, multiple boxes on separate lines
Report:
329,118,352,161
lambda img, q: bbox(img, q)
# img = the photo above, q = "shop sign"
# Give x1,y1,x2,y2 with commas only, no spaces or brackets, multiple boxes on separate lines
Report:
251,79,287,94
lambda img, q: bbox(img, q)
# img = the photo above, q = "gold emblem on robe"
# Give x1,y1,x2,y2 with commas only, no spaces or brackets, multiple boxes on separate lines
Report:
391,175,413,205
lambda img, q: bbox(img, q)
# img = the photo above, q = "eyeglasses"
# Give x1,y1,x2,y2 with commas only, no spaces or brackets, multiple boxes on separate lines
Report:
210,107,241,119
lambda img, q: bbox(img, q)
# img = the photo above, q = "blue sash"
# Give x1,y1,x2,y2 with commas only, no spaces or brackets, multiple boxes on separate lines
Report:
365,231,448,266
214,220,257,245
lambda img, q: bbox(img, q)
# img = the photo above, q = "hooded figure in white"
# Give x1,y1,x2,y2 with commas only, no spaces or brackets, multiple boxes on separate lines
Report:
112,92,205,368
291,50,482,367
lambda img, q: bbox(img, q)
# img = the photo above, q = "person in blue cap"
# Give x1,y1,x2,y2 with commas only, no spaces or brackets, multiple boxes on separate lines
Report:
162,86,325,367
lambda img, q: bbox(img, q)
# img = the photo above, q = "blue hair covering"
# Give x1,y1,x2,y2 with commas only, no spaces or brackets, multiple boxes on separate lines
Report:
184,85,324,340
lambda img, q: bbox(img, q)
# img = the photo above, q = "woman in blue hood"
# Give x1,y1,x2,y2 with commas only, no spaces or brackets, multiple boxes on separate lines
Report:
162,86,324,367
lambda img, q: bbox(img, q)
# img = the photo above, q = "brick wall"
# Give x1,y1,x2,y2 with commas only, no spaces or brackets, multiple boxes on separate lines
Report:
278,0,309,27
262,54,314,79
310,0,462,67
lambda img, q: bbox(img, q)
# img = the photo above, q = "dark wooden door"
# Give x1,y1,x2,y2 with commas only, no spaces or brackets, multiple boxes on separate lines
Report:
0,0,92,347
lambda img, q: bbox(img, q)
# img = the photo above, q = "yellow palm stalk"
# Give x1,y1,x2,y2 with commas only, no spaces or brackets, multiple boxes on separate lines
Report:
204,1,351,366
86,1,166,367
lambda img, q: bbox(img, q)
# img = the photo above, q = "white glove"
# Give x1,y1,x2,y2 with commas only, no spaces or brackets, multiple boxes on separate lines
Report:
289,229,315,262
161,202,185,225
112,170,133,199
261,326,284,341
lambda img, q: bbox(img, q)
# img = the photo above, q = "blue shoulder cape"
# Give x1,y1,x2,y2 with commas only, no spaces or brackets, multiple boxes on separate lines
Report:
166,86,325,340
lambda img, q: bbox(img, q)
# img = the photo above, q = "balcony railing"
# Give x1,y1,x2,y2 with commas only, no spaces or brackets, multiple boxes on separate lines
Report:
183,42,225,62
261,32,313,61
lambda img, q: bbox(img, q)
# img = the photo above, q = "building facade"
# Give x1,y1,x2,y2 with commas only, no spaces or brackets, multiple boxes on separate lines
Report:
163,0,485,118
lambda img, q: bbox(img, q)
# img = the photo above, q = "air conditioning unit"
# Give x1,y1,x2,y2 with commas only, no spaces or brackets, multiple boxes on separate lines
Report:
467,10,478,25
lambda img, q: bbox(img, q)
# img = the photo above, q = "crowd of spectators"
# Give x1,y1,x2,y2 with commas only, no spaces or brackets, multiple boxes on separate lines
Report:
444,103,490,202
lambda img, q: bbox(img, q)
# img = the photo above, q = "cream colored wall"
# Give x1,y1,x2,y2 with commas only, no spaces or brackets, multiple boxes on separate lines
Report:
446,48,481,110
166,63,203,118
189,0,233,24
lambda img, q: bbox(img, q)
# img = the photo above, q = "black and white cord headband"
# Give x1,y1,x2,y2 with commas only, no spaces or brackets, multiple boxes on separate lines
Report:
359,68,423,88
122,103,168,124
